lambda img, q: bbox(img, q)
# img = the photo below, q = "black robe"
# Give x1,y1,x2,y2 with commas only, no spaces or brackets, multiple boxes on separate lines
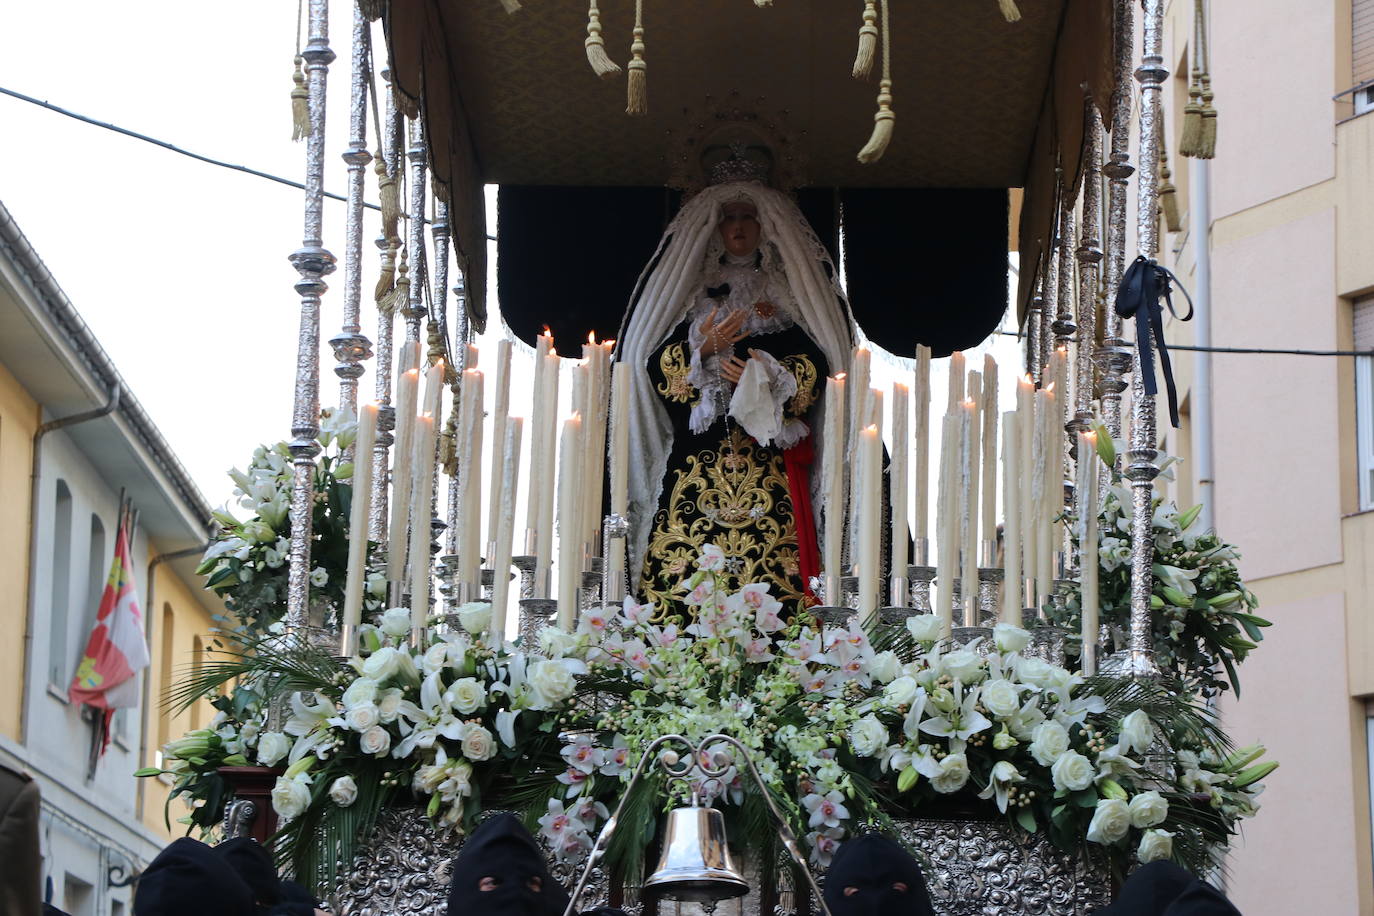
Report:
638,317,827,617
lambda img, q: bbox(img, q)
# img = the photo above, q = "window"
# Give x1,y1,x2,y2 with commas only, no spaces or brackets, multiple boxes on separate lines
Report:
191,635,206,730
47,480,73,686
1357,297,1374,510
155,603,175,763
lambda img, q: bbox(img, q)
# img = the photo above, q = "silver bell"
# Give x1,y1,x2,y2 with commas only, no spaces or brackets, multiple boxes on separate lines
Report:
642,804,750,903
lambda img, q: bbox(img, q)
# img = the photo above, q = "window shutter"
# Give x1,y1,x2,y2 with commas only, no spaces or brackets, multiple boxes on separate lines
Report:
1356,297,1374,509
1356,296,1374,350
1356,0,1374,86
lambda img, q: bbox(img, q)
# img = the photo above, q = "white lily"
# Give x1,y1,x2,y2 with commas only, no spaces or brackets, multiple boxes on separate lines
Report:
918,684,992,742
977,760,1024,813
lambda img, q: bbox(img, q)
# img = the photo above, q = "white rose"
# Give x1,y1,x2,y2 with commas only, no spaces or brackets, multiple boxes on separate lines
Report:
539,628,578,658
1085,798,1131,845
377,688,405,723
379,607,412,639
993,623,1031,654
345,703,381,733
449,677,487,715
457,601,493,636
930,753,970,794
361,646,402,682
1128,790,1170,829
256,731,290,767
366,572,387,598
423,642,452,676
980,679,1021,718
1029,721,1070,767
883,676,918,708
1051,750,1095,792
342,677,379,709
461,724,497,762
848,715,889,758
526,660,577,710
359,725,392,757
941,650,985,684
239,721,261,746
1016,656,1058,689
1137,828,1174,863
906,614,943,643
329,775,358,807
1119,709,1154,755
271,774,311,821
869,651,901,684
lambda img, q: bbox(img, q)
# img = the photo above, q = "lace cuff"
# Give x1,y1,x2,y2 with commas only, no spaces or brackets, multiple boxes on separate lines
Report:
727,350,798,446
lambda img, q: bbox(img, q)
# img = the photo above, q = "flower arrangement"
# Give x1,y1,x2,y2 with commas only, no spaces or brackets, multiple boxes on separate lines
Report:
195,411,377,636
1050,433,1271,696
148,546,1273,890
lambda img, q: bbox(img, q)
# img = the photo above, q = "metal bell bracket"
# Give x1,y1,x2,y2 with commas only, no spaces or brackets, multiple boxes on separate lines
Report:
561,733,834,916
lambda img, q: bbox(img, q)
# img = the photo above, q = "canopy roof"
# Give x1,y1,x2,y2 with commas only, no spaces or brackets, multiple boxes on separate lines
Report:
384,0,1115,343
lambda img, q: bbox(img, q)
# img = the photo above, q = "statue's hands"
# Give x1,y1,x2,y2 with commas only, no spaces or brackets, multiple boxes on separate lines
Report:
720,348,768,385
698,306,748,358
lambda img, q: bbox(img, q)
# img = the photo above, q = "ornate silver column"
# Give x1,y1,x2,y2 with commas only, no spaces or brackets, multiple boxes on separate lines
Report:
1124,0,1166,679
1038,213,1059,387
1026,284,1044,381
369,71,404,544
404,118,429,343
1097,0,1136,446
285,0,336,631
1073,99,1103,436
330,5,374,434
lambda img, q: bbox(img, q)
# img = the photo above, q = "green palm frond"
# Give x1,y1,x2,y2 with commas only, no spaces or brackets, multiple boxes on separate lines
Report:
165,633,343,714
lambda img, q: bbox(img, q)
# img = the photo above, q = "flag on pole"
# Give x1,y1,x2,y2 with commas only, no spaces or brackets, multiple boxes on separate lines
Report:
69,513,149,754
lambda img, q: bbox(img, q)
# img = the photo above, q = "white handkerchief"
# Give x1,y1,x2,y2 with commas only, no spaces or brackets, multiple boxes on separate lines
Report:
729,357,784,446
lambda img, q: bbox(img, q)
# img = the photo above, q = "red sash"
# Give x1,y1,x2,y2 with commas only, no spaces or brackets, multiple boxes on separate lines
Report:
782,436,820,598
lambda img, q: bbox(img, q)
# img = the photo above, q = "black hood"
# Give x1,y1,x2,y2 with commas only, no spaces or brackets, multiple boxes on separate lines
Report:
1094,861,1241,916
447,813,570,916
823,833,934,916
215,837,281,908
134,838,255,916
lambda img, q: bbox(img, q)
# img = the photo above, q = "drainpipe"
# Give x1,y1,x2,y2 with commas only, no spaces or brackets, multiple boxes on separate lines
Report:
19,383,121,744
1192,157,1214,533
133,542,210,819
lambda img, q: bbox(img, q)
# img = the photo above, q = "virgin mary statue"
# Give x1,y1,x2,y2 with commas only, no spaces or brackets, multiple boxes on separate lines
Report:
616,156,857,616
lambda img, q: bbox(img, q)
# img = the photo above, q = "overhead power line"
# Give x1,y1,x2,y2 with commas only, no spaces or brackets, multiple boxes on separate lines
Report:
997,331,1371,359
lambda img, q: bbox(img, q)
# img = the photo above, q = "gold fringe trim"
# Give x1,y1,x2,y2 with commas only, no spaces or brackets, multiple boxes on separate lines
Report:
585,1,622,78
852,1,878,79
857,80,895,164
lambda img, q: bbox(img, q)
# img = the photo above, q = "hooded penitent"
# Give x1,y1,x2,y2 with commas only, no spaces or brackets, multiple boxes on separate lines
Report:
1092,861,1241,916
215,837,281,910
823,833,935,916
447,813,570,916
133,838,255,916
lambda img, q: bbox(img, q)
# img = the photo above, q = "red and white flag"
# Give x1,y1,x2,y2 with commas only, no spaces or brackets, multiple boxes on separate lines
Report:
69,516,149,751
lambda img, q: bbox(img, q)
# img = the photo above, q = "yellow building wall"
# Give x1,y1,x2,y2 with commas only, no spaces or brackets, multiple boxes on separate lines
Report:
138,559,219,838
0,359,38,743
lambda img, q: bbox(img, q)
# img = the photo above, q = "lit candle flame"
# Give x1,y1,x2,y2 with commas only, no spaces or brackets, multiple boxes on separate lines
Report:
588,331,597,345
541,326,553,338
835,372,847,380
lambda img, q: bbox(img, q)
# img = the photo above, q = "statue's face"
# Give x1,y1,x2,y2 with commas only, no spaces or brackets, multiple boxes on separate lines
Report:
718,201,761,258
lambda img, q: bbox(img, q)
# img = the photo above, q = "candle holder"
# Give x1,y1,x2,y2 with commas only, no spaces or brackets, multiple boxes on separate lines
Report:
948,626,995,654
602,513,629,604
481,568,495,601
1024,625,1070,667
438,553,461,610
841,575,861,611
814,605,857,629
975,567,1005,627
877,606,916,626
887,575,910,609
907,565,936,612
579,569,602,619
912,536,930,567
978,539,997,569
517,598,558,653
1021,577,1039,621
513,555,539,600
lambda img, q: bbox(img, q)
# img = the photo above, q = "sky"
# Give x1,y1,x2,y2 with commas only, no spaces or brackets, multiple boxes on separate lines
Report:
0,1,1023,547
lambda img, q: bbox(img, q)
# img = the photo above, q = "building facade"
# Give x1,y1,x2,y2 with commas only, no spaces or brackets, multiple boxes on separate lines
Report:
1154,0,1374,911
0,202,220,915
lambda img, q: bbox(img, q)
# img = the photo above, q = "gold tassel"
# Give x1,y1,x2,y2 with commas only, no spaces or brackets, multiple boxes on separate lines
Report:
380,251,410,315
374,241,397,305
584,1,622,78
852,1,878,79
998,0,1022,22
857,79,895,164
754,0,773,6
626,1,647,116
1197,75,1217,159
1179,76,1203,158
499,0,522,12
290,56,311,141
1159,165,1181,233
375,154,400,242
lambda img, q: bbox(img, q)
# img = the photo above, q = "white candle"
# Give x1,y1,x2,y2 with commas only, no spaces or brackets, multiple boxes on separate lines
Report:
1001,411,1021,625
1078,431,1100,673
526,332,553,534
536,351,561,594
490,417,524,643
458,369,485,587
981,354,999,538
486,340,513,552
342,402,378,642
557,413,583,629
913,346,931,545
935,412,962,636
965,371,982,548
1017,375,1036,595
959,394,979,626
1035,388,1056,602
847,348,871,565
407,367,442,590
386,366,420,584
890,382,909,579
822,374,847,578
858,424,882,623
408,413,437,633
947,351,965,410
608,365,631,588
